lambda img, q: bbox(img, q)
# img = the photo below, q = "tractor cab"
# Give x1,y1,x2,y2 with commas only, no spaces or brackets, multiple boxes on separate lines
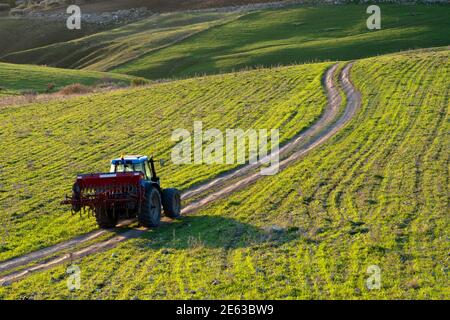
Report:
110,155,159,183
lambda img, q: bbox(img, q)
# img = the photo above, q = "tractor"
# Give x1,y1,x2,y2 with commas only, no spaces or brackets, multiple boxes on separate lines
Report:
62,155,181,228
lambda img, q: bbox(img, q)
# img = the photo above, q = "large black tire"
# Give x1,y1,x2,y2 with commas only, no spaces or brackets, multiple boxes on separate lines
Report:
95,208,118,229
138,186,161,227
162,188,181,218
71,183,81,213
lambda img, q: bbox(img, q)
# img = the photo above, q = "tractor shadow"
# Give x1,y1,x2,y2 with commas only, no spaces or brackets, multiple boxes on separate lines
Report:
128,215,297,250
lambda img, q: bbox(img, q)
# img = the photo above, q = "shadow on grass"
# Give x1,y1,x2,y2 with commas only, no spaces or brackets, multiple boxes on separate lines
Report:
133,215,296,250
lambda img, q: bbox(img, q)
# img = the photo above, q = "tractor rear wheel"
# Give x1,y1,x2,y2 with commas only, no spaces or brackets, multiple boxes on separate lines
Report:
138,186,161,227
95,207,118,229
162,188,181,218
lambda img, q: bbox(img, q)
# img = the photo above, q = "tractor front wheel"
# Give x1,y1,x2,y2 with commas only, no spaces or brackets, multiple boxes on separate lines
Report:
162,188,181,218
138,186,161,228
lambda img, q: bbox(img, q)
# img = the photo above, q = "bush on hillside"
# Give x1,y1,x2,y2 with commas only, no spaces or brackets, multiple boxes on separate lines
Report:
131,78,148,87
58,83,92,95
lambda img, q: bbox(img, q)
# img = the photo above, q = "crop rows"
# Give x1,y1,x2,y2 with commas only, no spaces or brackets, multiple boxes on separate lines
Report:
0,62,141,95
0,62,330,261
0,49,446,299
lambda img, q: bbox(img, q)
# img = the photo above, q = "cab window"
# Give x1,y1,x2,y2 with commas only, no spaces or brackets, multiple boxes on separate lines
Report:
113,163,134,172
133,163,145,175
109,161,150,178
144,161,152,180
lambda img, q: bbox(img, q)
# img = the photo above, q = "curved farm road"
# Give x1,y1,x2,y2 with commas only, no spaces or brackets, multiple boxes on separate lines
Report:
0,62,361,286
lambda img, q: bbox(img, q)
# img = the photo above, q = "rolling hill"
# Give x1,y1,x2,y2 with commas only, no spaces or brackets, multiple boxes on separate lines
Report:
1,11,239,72
111,4,450,79
0,17,109,57
0,62,145,95
3,4,448,80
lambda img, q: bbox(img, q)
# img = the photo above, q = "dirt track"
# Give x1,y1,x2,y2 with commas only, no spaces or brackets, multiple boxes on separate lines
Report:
0,62,361,286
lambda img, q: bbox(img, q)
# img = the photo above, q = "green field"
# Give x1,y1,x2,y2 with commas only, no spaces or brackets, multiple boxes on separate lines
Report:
112,4,450,79
0,62,146,95
3,5,449,81
0,49,447,299
0,17,108,57
0,62,331,261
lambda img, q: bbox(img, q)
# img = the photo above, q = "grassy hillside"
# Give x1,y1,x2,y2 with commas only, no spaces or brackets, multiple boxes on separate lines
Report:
1,12,239,72
112,4,450,79
0,17,108,57
0,62,145,95
0,49,446,299
4,5,449,80
0,62,331,261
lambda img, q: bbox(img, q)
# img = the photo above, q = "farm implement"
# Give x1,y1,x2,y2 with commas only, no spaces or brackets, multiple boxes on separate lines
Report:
62,155,181,228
